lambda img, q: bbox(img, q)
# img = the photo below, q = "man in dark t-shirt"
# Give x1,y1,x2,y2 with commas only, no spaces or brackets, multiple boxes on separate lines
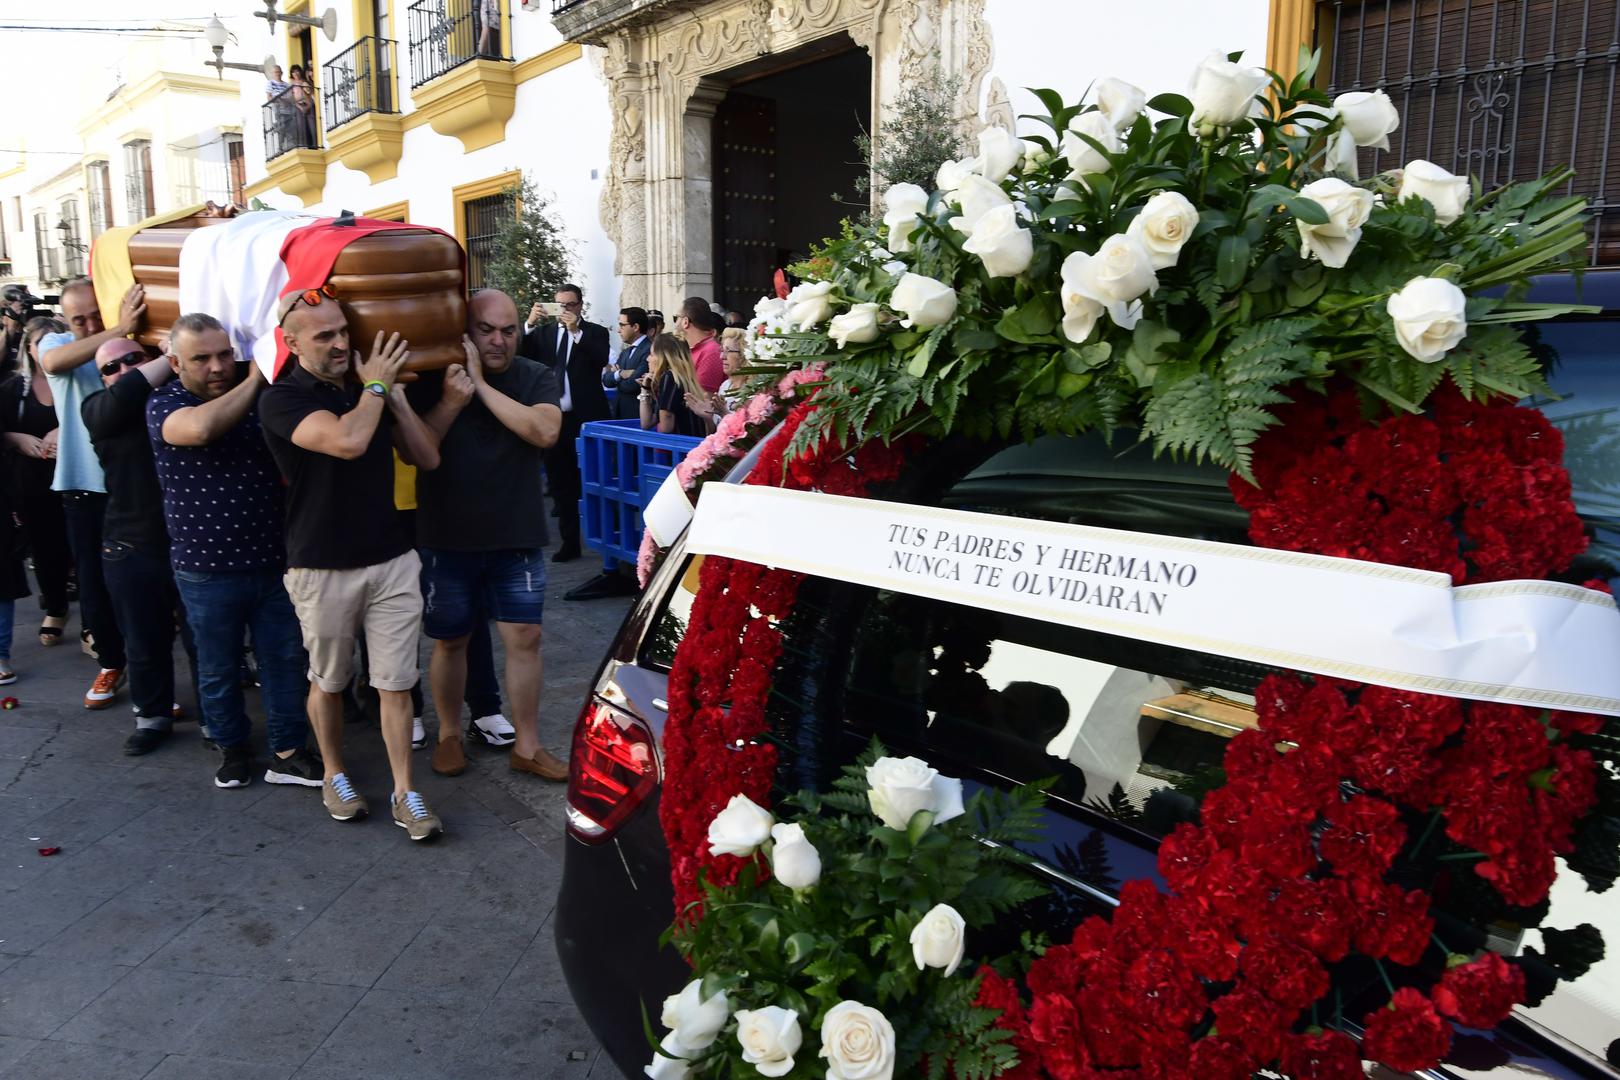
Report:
258,289,445,840
412,289,567,781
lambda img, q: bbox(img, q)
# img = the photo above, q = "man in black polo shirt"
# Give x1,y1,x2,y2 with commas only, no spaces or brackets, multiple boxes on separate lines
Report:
81,338,198,757
259,289,445,841
412,289,568,781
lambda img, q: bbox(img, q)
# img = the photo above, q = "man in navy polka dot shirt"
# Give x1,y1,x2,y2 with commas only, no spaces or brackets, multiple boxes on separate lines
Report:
147,313,321,792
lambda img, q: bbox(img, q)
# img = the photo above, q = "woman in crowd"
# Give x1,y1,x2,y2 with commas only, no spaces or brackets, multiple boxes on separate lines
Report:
639,333,706,437
0,318,71,659
288,65,318,148
687,327,747,431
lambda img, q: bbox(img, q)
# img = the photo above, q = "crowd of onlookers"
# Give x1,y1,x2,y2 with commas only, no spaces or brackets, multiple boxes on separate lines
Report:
0,275,748,843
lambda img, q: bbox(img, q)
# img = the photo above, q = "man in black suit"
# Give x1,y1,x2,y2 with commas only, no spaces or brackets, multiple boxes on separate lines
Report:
605,307,651,421
520,283,610,562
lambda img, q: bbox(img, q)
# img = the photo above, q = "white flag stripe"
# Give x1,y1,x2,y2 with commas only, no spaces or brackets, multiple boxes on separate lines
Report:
178,211,321,378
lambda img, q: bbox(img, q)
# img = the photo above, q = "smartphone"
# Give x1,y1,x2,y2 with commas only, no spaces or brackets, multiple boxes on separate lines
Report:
538,301,565,318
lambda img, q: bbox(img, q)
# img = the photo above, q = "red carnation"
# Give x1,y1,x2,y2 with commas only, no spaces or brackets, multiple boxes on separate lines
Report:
1320,794,1406,880
1271,877,1358,962
1241,935,1331,1010
1350,879,1433,966
1212,985,1290,1061
1186,1037,1256,1080
1361,988,1452,1072
1432,952,1527,1028
1029,993,1093,1080
1282,1029,1365,1080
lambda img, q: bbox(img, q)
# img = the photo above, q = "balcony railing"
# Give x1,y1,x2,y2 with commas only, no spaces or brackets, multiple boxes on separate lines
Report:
1316,0,1620,267
323,37,398,131
263,83,323,161
407,0,509,89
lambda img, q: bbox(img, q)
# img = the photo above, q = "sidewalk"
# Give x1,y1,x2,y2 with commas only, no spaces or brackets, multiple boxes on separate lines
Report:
0,550,635,1079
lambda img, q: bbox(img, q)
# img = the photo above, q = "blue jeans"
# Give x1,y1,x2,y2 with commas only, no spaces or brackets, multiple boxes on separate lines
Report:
174,566,309,753
102,541,196,729
0,598,14,663
63,491,125,670
420,547,547,639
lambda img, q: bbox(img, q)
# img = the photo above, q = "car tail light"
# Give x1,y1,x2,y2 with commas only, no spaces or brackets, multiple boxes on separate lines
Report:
566,697,660,843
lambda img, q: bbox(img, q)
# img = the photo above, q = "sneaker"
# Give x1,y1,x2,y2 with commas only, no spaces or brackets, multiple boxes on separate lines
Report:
411,716,426,750
123,727,168,756
0,663,15,686
391,791,443,841
215,744,255,788
84,668,125,710
322,773,368,821
170,702,185,721
469,713,516,748
264,747,324,788
80,628,95,657
431,735,467,777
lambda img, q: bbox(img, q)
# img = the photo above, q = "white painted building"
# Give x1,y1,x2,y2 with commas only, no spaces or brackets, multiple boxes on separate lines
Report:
0,33,245,295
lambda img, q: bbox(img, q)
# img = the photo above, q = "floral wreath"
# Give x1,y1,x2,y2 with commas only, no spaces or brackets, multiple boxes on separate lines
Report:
638,50,1618,1080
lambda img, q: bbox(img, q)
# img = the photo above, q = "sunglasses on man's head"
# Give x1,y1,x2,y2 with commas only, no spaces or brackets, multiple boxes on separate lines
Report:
278,284,338,327
99,352,144,377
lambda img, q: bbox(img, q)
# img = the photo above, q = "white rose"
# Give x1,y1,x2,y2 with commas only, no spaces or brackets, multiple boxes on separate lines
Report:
1324,129,1361,178
935,156,977,195
735,1006,802,1078
948,174,1012,237
707,794,774,858
752,296,788,324
1387,276,1468,363
660,979,729,1053
1294,177,1375,268
881,182,930,254
1096,77,1147,131
909,903,967,976
866,755,965,831
1188,51,1268,127
1125,191,1200,270
1022,141,1052,174
1059,252,1105,343
645,1031,693,1080
1079,233,1158,305
1334,89,1399,149
819,1001,896,1080
1398,159,1470,226
769,822,822,889
975,126,1022,183
961,204,1034,279
889,272,958,329
1061,110,1120,180
828,303,883,348
784,281,836,331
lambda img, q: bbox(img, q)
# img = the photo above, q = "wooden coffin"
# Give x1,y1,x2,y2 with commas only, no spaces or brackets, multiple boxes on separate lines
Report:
125,215,467,374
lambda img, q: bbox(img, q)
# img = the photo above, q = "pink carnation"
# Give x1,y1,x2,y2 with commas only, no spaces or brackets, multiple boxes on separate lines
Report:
636,530,659,587
716,409,749,441
777,363,826,400
744,393,777,426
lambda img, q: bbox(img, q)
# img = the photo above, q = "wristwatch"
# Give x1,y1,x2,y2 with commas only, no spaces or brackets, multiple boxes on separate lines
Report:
363,380,389,398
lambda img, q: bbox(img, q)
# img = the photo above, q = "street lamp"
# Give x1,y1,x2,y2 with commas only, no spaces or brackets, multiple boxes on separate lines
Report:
55,218,88,254
252,1,339,42
202,16,278,80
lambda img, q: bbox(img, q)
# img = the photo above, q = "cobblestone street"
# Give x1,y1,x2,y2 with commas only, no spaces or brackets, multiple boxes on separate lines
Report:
0,551,632,1079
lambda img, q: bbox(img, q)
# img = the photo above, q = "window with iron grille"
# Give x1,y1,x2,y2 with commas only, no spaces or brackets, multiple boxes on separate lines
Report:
226,135,246,207
123,139,155,222
463,190,514,290
59,201,86,279
32,211,55,284
1315,0,1620,266
87,161,113,237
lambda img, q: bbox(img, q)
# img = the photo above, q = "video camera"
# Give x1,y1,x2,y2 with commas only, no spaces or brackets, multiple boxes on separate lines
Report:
1,285,59,326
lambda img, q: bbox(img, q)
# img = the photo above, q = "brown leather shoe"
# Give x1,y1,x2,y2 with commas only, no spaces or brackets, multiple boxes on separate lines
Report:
510,746,569,782
431,736,467,777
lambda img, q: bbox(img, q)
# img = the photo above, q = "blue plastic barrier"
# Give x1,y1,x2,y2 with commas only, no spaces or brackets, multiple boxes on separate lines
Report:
577,419,703,570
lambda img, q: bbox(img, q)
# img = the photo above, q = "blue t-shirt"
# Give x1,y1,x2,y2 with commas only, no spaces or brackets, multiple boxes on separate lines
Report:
40,331,106,493
146,380,288,573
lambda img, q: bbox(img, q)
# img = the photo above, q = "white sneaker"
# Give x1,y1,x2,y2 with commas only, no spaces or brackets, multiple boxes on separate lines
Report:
411,716,426,750
470,713,516,748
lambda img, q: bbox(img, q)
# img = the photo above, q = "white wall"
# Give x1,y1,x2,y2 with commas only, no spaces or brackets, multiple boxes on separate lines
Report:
981,0,1270,134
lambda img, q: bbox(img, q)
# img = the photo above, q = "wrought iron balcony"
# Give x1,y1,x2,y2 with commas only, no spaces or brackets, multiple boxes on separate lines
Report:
407,0,509,89
323,37,398,131
263,82,323,161
1316,0,1620,267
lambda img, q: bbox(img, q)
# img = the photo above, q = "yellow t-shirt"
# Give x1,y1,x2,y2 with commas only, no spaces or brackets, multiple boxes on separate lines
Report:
394,452,417,511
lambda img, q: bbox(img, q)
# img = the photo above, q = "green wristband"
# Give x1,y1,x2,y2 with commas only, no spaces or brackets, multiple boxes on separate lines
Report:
363,380,389,397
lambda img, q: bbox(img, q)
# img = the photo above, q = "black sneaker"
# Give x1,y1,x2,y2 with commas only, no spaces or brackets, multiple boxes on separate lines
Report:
215,744,255,788
264,746,323,788
123,728,168,756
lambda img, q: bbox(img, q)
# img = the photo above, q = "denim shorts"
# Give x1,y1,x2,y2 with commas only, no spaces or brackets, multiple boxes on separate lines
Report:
419,547,547,639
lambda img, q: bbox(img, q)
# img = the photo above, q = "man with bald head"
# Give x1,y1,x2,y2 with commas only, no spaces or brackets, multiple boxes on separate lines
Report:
410,288,569,781
38,279,148,711
259,287,445,839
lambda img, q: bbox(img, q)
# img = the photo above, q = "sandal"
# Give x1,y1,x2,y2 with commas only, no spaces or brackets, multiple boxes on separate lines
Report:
39,615,67,648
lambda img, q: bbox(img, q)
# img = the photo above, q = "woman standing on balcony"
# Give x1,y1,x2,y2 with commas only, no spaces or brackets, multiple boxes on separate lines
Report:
288,65,317,149
477,0,499,57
